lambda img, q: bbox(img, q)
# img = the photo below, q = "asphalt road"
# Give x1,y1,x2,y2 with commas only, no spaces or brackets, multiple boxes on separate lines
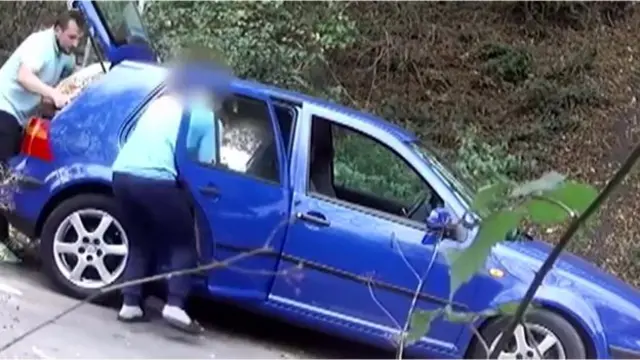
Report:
0,263,391,359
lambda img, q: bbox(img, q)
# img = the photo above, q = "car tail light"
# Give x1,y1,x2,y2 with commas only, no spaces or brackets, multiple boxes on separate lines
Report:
21,117,52,162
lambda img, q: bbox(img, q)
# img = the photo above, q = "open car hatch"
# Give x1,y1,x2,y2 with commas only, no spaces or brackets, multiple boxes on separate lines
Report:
68,0,158,65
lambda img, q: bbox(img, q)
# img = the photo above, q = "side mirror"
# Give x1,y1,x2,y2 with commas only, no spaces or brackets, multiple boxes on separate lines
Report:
461,212,479,229
422,207,454,244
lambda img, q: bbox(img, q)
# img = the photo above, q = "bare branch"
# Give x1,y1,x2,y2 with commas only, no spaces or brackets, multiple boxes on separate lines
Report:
224,262,304,280
389,232,420,281
0,247,269,354
396,237,443,359
365,272,401,331
523,321,543,359
468,320,490,360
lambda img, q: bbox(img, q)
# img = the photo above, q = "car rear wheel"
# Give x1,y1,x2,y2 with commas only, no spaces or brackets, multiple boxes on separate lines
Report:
468,308,587,359
40,194,129,304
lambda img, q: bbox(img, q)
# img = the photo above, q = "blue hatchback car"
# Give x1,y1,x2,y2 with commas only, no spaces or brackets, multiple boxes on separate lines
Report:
2,1,640,359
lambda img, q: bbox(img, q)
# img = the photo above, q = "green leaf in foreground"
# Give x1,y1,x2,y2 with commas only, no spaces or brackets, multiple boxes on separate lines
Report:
443,304,500,324
443,305,477,323
445,210,523,297
541,180,598,215
522,181,598,225
405,309,441,346
498,301,520,315
510,171,566,198
522,198,569,225
497,301,536,317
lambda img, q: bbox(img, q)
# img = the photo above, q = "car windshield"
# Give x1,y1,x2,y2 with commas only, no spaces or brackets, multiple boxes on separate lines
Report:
409,141,475,207
94,1,154,50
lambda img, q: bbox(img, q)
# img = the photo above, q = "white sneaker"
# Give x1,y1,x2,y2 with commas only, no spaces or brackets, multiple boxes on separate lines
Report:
117,304,145,322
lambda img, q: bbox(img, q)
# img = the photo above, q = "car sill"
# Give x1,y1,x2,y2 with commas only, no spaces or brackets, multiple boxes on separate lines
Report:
609,345,640,359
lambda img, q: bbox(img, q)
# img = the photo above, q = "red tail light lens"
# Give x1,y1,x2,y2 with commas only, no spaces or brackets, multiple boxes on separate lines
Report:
21,117,53,162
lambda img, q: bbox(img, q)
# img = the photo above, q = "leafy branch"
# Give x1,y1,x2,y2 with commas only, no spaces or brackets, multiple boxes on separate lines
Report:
398,169,600,358
489,140,640,358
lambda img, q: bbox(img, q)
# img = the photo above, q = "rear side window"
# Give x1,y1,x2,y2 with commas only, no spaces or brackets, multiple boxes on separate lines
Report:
216,95,280,183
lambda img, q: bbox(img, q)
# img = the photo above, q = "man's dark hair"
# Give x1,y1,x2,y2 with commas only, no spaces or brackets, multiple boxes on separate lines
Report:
54,9,86,31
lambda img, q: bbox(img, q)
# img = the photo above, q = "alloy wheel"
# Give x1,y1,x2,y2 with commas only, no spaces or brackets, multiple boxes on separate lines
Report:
52,209,128,289
489,323,566,360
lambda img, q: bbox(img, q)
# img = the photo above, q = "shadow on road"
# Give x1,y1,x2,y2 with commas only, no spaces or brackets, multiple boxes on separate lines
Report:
7,259,393,359
186,296,393,359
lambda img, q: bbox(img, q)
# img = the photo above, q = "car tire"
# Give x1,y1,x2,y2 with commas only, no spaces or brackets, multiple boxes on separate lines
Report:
468,308,587,359
40,193,132,305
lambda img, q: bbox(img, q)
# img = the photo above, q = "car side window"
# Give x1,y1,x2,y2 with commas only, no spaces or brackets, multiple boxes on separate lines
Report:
192,94,281,184
308,115,439,221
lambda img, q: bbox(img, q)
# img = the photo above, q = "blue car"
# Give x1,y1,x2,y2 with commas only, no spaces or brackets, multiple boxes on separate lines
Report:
2,1,640,359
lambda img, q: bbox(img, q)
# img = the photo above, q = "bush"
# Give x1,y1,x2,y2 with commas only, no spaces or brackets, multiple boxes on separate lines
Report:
144,1,357,100
479,43,533,84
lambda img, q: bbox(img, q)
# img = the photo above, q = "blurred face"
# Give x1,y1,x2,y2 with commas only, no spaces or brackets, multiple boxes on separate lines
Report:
55,20,83,54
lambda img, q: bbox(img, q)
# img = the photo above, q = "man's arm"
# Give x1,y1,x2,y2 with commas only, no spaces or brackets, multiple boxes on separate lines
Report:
16,36,57,99
186,103,218,164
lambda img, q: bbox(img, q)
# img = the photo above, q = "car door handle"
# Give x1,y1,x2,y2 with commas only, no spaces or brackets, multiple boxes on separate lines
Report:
198,185,220,197
296,212,330,227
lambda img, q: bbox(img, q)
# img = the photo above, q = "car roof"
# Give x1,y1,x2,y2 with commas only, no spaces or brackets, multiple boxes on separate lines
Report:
121,61,418,143
231,78,418,143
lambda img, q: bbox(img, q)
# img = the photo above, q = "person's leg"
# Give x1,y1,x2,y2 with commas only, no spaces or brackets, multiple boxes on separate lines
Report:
112,172,153,321
0,110,22,245
144,181,200,332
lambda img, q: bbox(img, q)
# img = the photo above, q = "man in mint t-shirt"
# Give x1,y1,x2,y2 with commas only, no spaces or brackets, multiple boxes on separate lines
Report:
0,10,85,245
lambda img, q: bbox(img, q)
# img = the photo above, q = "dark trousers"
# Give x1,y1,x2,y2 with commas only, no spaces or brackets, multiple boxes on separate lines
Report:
112,171,196,308
0,110,22,242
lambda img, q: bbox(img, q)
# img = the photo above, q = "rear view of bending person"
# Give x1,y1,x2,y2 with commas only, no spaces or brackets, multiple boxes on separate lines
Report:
111,74,226,334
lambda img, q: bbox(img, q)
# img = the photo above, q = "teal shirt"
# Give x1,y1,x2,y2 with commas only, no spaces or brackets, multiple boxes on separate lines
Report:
0,27,75,126
112,94,220,181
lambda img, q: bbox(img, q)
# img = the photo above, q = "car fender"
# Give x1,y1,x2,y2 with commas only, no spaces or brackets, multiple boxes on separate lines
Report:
35,163,113,233
45,163,113,193
458,284,607,358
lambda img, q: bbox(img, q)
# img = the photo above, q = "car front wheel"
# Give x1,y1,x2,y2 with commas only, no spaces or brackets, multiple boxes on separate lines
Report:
469,308,587,359
40,194,129,303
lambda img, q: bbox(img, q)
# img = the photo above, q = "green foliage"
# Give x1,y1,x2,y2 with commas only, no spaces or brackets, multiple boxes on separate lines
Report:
404,309,441,346
547,47,597,83
144,1,357,99
521,79,601,119
454,128,536,188
333,129,423,204
442,301,531,324
501,1,633,29
445,209,524,298
479,43,533,84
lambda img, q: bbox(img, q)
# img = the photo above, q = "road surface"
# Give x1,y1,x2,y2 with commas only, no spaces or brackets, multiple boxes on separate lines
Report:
0,263,390,359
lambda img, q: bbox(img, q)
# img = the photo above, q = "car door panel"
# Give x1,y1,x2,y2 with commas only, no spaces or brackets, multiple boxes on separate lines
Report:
270,103,466,350
175,90,290,301
272,196,464,347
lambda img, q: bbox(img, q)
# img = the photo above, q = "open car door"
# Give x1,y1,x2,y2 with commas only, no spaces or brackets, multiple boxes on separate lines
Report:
68,0,158,65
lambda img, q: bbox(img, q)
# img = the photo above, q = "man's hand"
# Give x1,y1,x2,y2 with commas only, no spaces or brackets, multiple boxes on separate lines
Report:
42,90,71,110
49,90,71,109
